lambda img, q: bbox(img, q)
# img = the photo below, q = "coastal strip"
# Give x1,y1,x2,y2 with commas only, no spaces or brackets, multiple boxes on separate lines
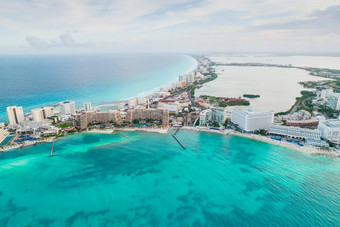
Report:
181,126,340,158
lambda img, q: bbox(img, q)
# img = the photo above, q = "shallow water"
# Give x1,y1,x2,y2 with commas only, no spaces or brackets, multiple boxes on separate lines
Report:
209,55,340,70
0,130,339,226
196,66,330,112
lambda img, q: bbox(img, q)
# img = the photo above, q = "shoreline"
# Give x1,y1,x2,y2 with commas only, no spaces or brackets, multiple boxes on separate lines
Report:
0,137,55,152
115,126,170,134
0,54,198,122
2,126,339,158
181,126,340,158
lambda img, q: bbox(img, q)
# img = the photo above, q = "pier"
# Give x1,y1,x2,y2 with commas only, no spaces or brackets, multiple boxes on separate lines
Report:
172,127,186,149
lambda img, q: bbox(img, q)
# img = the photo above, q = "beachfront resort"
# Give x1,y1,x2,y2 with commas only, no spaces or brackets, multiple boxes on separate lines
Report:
1,55,340,157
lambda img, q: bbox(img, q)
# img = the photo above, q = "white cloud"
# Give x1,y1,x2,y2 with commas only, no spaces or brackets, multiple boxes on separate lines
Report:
1,0,340,53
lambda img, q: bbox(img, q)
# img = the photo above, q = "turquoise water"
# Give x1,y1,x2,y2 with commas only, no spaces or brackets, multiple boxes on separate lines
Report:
0,130,339,226
0,54,197,122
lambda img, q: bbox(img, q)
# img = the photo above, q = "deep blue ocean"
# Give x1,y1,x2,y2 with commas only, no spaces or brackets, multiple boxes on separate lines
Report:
0,54,197,122
0,130,339,226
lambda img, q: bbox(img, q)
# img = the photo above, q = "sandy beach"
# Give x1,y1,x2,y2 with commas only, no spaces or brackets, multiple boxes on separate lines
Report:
85,129,115,134
115,126,170,134
182,126,340,158
2,126,339,158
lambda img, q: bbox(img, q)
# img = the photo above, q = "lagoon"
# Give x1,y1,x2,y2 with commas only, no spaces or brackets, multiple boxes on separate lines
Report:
195,66,330,112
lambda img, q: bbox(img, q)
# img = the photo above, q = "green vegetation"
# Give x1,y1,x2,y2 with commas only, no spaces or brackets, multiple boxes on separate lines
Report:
254,129,267,136
329,82,340,89
218,101,250,107
275,90,316,116
311,68,340,74
212,122,220,128
57,122,73,128
218,102,227,107
195,118,200,126
320,106,340,119
243,94,260,99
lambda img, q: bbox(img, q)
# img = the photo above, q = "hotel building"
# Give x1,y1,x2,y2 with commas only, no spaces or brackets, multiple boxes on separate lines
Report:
83,102,92,112
269,125,322,140
60,101,76,115
326,93,340,110
80,110,122,130
231,107,274,132
31,107,54,122
318,119,340,141
126,108,169,126
7,106,24,125
128,98,138,107
199,107,226,127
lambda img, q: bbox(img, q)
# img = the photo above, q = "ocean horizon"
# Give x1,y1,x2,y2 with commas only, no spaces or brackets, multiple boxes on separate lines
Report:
0,53,197,122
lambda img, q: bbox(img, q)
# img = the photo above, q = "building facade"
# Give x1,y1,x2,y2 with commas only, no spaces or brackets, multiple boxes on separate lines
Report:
199,107,225,127
80,111,122,130
269,125,322,140
7,106,24,125
318,119,340,141
231,107,274,132
60,101,76,115
126,108,169,125
31,107,54,122
83,102,92,112
158,102,179,114
326,93,340,110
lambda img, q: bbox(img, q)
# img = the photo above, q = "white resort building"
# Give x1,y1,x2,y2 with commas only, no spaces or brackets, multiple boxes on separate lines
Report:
269,125,322,140
31,107,54,122
83,102,92,112
7,106,24,125
318,119,340,142
60,101,76,115
326,93,340,110
231,107,274,132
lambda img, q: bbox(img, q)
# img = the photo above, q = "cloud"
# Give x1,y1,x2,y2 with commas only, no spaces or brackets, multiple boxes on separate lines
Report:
59,31,76,46
25,30,94,49
25,36,53,48
3,0,340,53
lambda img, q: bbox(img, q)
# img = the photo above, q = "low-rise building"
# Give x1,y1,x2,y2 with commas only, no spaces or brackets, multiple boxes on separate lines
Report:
305,139,329,147
231,107,274,132
269,125,322,140
0,128,9,144
158,101,179,114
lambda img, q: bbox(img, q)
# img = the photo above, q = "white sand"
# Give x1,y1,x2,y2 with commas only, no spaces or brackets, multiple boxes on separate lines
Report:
182,126,340,158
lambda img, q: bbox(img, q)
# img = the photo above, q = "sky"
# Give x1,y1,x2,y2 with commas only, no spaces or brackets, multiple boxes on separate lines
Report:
1,0,340,54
